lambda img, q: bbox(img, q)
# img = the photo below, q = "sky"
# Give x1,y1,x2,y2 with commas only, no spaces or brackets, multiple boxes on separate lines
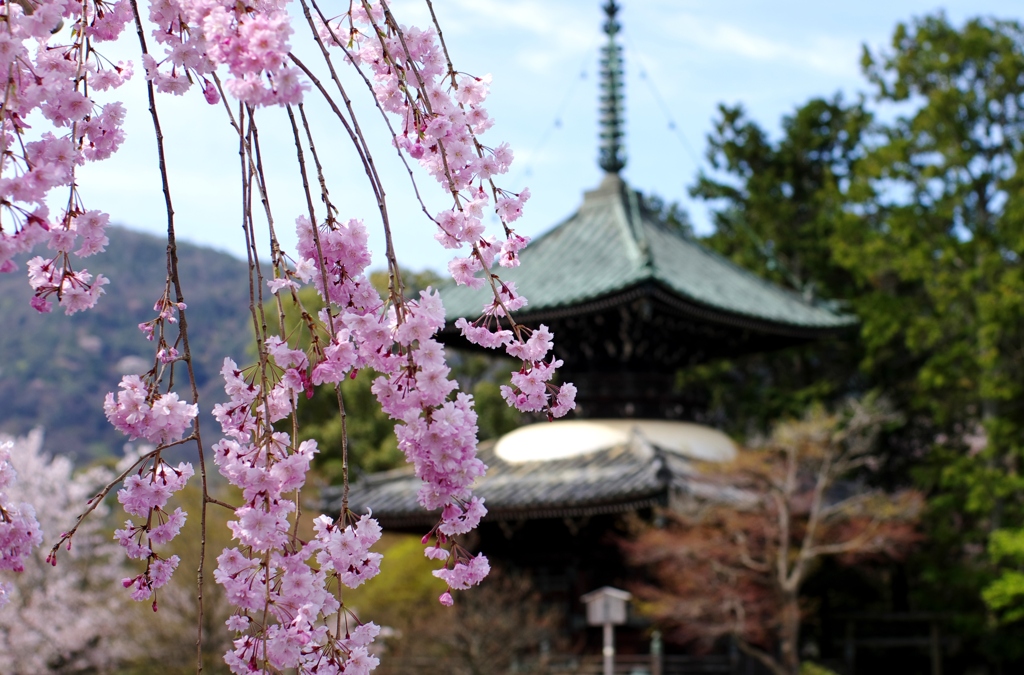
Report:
72,0,1022,274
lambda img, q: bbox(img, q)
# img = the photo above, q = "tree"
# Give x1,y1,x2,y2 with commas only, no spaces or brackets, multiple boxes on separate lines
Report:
687,16,1024,655
832,14,1024,633
685,97,871,434
839,13,1024,441
694,96,869,301
0,0,575,673
983,528,1024,624
623,400,922,675
0,431,137,673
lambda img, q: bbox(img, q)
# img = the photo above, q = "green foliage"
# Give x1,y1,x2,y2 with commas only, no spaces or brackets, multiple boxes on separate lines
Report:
984,530,1024,623
342,534,446,626
799,663,839,675
686,11,1024,660
686,96,870,435
642,193,695,237
983,571,1024,624
840,14,1024,631
694,95,869,300
841,14,1024,429
345,544,562,675
472,379,522,441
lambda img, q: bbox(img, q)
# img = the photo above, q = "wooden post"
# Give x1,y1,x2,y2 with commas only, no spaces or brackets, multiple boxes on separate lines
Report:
844,620,856,675
930,621,942,675
581,587,631,675
650,629,662,675
603,622,614,675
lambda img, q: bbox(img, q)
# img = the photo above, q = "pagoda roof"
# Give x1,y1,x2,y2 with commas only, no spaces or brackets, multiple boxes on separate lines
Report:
443,174,854,335
331,419,745,529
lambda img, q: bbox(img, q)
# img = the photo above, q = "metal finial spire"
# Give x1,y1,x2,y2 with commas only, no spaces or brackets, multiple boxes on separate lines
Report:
598,0,626,174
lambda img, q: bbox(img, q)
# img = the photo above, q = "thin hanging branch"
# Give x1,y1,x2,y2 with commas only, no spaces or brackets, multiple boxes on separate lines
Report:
127,0,211,668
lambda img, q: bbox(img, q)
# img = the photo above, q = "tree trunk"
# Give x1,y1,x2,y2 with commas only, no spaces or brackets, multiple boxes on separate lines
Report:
735,638,789,675
779,590,801,675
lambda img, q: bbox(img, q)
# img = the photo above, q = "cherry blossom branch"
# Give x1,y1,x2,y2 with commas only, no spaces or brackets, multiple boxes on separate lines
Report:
128,0,211,666
306,0,438,225
424,0,456,85
285,103,334,319
295,104,338,223
4,3,569,671
285,104,353,509
46,445,162,563
286,53,405,303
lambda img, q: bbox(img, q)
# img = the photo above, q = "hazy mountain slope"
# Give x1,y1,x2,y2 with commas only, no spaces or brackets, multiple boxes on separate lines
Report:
0,227,255,461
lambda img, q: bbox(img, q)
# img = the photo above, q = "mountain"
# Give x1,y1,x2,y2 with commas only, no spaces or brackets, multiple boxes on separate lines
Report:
0,227,256,461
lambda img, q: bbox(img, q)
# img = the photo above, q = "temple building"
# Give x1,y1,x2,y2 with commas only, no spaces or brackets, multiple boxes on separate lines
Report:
339,1,854,670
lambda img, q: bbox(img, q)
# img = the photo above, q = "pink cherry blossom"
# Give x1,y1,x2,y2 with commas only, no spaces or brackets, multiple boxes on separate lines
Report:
0,442,43,574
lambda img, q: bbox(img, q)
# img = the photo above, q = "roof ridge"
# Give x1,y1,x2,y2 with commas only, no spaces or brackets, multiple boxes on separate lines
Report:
625,186,652,270
583,173,651,274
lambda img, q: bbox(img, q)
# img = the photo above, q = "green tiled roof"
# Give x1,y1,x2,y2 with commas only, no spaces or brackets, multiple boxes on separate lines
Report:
442,174,854,331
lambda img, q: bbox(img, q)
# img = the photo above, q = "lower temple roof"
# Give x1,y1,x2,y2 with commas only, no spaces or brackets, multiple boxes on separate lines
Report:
330,419,740,529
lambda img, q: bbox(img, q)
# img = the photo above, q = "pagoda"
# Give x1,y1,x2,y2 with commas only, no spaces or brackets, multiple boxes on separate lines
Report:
339,1,853,668
436,2,851,420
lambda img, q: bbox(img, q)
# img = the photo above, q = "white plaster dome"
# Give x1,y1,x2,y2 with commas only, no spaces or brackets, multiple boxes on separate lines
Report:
494,419,737,464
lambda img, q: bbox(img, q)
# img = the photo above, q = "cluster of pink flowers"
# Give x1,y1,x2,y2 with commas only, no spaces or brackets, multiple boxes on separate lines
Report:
427,515,491,605
143,0,305,105
114,459,193,605
313,512,383,589
200,200,498,670
26,255,110,315
212,350,386,673
3,0,311,312
434,552,489,592
198,196,504,667
137,295,187,365
0,441,44,607
100,293,197,608
103,375,199,445
458,317,577,418
339,7,531,261
293,216,488,541
0,0,133,312
331,3,575,419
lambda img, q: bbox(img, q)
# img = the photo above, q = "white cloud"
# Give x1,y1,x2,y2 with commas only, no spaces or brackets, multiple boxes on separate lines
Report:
662,12,860,78
439,0,599,73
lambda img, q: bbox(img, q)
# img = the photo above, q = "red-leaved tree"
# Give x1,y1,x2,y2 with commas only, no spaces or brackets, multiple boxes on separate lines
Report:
624,399,923,675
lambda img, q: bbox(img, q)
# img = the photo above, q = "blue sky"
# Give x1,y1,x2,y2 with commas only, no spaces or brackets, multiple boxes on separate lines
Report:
74,0,1022,273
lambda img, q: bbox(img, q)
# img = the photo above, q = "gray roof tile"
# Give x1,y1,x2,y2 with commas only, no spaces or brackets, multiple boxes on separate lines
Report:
333,434,708,527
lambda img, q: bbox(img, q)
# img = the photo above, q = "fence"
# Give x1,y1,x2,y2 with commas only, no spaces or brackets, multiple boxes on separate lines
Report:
548,654,736,675
378,653,748,675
